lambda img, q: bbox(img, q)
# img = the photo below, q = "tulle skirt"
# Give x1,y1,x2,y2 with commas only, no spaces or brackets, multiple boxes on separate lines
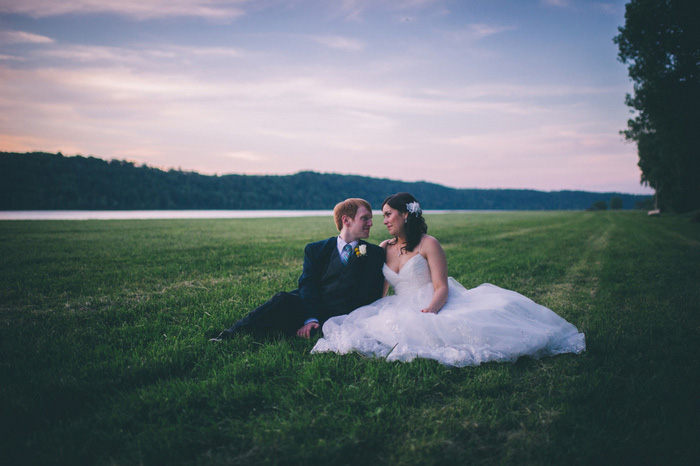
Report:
311,280,585,367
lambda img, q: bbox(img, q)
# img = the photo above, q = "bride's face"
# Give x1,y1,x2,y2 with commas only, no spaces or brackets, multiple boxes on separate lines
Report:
382,205,407,237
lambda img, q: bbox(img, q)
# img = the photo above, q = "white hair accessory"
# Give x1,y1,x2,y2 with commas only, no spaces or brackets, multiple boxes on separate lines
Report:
406,201,421,215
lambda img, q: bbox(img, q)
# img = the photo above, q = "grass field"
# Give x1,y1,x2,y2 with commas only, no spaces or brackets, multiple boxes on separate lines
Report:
1,211,698,465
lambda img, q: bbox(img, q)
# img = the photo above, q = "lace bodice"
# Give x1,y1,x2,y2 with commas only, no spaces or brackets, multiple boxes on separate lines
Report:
382,254,433,296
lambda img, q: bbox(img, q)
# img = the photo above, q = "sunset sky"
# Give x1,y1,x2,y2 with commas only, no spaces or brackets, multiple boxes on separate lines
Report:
0,0,652,194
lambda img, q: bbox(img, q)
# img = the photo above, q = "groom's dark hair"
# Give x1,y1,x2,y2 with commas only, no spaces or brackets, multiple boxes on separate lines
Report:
333,198,372,231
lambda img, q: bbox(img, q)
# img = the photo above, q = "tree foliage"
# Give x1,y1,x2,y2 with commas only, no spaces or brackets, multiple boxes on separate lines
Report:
614,0,700,212
610,196,624,210
589,200,609,211
0,152,650,211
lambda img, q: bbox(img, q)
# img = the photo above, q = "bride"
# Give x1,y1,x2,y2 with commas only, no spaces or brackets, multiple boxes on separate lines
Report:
311,192,586,367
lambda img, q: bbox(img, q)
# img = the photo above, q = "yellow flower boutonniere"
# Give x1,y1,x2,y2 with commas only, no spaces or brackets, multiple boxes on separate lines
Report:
355,244,368,257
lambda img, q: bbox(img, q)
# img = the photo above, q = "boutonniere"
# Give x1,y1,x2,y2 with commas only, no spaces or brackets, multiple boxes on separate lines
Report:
354,244,368,257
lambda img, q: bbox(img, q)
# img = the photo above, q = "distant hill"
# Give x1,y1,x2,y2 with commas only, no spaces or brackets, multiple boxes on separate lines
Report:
1,152,651,211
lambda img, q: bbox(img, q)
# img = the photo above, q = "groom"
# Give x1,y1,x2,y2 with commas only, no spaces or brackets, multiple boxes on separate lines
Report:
213,198,385,340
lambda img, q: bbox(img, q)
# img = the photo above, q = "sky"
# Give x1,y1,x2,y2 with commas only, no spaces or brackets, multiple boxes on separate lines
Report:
0,0,653,194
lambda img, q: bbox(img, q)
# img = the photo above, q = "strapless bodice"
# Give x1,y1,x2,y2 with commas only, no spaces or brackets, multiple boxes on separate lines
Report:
382,253,432,296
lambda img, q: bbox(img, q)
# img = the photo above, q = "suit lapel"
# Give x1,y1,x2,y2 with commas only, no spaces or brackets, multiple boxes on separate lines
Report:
345,241,368,273
347,240,369,268
320,237,343,278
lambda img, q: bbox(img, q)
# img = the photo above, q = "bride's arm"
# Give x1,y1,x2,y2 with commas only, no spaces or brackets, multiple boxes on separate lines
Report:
420,235,449,314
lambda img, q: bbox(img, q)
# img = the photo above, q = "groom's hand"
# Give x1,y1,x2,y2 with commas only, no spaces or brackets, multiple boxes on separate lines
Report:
296,322,320,339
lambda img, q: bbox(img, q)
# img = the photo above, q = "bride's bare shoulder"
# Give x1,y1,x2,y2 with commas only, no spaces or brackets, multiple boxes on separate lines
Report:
419,234,440,247
379,239,392,249
419,235,444,253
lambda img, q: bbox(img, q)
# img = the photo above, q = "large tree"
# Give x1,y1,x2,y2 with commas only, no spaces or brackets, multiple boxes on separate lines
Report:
614,0,700,212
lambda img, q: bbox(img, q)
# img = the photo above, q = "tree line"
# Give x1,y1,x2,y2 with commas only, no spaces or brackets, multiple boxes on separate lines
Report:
0,152,651,211
615,0,700,212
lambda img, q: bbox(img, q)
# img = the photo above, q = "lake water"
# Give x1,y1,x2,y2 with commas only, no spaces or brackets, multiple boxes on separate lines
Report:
0,210,464,220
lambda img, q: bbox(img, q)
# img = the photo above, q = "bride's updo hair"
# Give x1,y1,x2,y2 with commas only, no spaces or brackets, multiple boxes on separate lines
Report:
382,192,427,253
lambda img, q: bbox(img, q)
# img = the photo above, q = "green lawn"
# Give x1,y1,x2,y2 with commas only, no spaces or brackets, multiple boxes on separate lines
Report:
1,211,698,465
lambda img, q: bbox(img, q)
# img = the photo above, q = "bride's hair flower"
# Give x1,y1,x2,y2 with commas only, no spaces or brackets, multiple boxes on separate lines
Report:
406,201,422,215
355,244,367,257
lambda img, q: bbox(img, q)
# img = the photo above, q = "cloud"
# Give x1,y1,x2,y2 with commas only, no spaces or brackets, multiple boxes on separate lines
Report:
335,0,444,20
442,23,515,45
38,45,144,65
424,83,615,100
466,23,515,40
309,35,365,52
35,43,244,66
0,0,247,20
223,151,268,162
175,45,245,58
442,124,624,156
541,0,570,7
433,124,642,192
0,30,55,45
592,3,620,15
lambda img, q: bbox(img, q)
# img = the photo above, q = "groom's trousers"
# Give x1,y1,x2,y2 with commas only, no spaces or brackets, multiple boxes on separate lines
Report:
227,291,305,337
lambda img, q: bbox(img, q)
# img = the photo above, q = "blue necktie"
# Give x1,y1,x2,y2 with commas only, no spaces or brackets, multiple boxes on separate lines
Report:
341,244,353,265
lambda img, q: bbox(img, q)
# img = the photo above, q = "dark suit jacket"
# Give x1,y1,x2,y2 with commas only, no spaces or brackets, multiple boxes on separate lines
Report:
294,237,385,323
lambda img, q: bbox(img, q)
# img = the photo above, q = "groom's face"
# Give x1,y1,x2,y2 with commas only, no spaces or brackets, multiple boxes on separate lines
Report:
345,205,373,240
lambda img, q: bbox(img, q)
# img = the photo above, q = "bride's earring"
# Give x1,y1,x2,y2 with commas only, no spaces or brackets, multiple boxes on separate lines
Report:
404,217,408,224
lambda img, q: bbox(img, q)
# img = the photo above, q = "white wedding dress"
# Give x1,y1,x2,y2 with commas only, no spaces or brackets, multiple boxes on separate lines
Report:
311,254,585,366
